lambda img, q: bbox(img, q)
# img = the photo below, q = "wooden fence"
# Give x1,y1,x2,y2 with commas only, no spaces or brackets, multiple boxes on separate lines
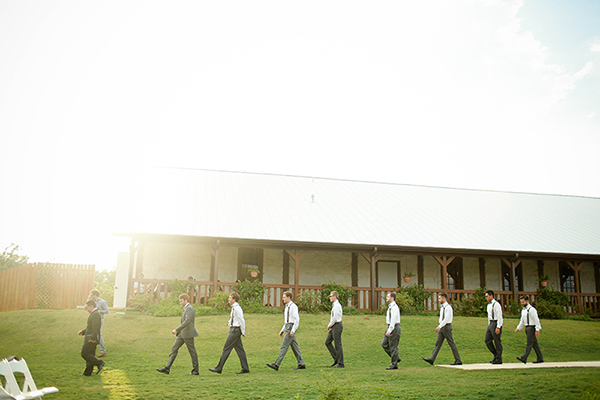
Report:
0,263,95,312
129,278,600,316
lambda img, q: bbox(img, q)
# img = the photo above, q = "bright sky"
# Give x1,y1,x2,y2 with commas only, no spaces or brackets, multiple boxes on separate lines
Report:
1,0,599,269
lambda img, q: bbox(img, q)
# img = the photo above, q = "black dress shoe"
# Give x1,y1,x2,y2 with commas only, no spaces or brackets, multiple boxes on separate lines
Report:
491,360,502,364
82,373,91,376
266,363,279,371
330,362,338,367
209,368,222,374
516,357,526,364
451,361,462,365
156,367,170,374
236,369,250,374
294,365,306,370
188,371,199,375
422,358,434,365
97,361,105,374
386,365,398,370
334,364,345,368
533,360,544,364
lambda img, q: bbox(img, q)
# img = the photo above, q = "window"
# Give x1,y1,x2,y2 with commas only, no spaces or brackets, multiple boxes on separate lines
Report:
446,258,463,290
237,248,263,282
502,261,523,292
559,261,576,293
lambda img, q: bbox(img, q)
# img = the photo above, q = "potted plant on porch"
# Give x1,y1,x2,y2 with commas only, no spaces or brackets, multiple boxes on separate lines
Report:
538,274,549,287
403,271,415,283
248,266,260,278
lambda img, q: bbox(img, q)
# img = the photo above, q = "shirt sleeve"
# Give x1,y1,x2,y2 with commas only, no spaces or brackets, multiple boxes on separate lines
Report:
516,310,525,331
291,303,300,333
531,307,542,331
386,305,400,334
437,305,453,328
328,302,342,328
495,302,503,328
98,299,109,315
236,306,246,334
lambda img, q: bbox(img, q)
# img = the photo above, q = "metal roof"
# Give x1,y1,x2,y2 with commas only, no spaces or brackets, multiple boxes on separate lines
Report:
120,167,600,258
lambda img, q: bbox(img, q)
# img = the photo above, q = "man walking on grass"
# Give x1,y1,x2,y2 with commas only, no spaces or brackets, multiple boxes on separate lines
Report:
156,293,199,375
485,290,503,364
326,291,344,368
381,292,401,370
266,290,306,371
78,299,105,376
422,293,462,366
515,295,544,364
210,292,250,374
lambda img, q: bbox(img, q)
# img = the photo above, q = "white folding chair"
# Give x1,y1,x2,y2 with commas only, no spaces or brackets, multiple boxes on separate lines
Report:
7,359,57,399
0,384,17,400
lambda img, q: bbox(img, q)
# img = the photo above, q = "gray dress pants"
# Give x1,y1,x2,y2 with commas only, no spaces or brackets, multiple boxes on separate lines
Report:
325,322,344,366
274,323,305,367
429,324,461,363
381,324,401,367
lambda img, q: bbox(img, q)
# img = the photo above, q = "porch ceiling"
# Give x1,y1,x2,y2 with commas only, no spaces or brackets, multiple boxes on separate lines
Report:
116,167,600,260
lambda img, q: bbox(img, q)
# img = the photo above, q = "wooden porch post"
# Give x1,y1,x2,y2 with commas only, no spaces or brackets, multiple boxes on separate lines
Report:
360,249,382,311
285,250,307,301
502,257,521,300
433,255,455,291
212,241,221,294
567,261,584,314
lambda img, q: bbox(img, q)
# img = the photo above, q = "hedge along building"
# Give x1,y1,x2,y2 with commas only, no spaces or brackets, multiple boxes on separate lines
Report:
113,167,600,314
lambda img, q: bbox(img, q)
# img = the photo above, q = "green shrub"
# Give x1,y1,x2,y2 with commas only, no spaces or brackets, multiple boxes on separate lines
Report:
395,292,416,315
193,304,224,316
343,305,362,315
396,284,430,312
128,292,157,313
454,287,487,317
207,291,231,312
297,291,321,313
506,298,522,316
319,282,356,311
153,299,184,317
536,287,569,307
234,279,267,313
536,299,565,319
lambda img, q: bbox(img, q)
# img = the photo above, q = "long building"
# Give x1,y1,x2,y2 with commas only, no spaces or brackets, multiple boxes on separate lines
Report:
113,168,600,314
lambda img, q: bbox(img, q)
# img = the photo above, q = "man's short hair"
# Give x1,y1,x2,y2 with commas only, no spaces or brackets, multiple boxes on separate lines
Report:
388,292,396,300
91,290,100,297
230,292,240,302
85,300,96,308
283,291,292,299
520,295,530,301
179,293,190,302
329,291,339,298
439,293,448,300
485,290,494,297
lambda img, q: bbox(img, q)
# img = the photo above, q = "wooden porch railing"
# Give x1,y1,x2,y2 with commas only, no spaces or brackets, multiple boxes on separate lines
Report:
129,279,600,315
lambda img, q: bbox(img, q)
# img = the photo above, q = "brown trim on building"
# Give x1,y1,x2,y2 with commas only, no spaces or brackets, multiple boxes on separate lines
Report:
479,258,486,288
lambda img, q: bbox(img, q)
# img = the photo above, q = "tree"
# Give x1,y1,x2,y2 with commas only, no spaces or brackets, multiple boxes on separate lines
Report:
94,268,116,307
0,243,30,271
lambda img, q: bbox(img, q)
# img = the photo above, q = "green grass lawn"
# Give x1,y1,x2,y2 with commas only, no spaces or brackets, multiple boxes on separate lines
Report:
1,309,600,399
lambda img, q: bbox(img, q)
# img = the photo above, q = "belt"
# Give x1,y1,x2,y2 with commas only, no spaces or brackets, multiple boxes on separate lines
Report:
490,319,497,321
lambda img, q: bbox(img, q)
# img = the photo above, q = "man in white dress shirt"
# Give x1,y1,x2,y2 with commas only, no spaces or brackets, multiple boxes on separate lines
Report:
381,292,401,370
422,293,462,366
325,291,344,368
209,292,250,374
484,290,503,364
267,291,306,371
515,295,544,364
